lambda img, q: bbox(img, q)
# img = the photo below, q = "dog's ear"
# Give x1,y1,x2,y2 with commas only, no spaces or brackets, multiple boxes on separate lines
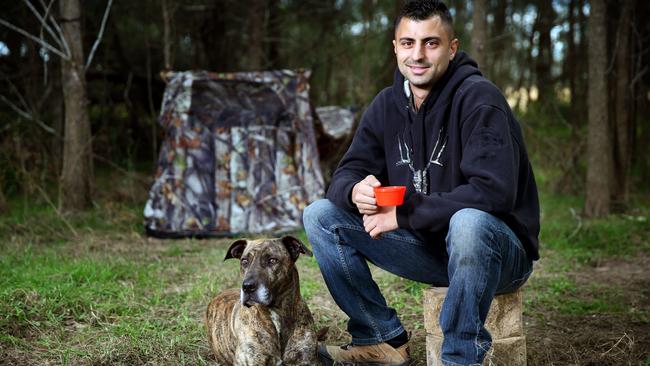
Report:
281,235,313,261
224,239,248,261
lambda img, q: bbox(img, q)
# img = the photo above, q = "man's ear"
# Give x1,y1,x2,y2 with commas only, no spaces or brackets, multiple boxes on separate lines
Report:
224,239,248,261
281,235,313,262
449,38,459,60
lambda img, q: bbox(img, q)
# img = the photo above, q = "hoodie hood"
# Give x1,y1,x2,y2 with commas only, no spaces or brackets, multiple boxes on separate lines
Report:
391,51,481,117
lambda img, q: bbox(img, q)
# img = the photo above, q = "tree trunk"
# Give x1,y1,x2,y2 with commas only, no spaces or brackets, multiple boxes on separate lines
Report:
161,0,173,70
267,0,281,69
471,0,487,71
451,0,467,37
553,0,582,194
566,0,577,121
197,3,248,72
633,0,648,183
379,0,403,89
247,0,267,71
584,0,612,217
0,178,7,213
575,0,588,122
59,0,94,211
491,0,507,87
535,0,553,102
52,61,64,177
612,0,633,209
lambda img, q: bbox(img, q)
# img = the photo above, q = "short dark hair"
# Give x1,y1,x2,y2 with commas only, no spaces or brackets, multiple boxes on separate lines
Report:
394,0,455,39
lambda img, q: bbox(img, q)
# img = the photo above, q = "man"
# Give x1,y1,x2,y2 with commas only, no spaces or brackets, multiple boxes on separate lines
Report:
303,1,539,365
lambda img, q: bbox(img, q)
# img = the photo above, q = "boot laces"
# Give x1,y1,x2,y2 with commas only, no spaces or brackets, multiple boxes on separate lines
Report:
339,342,354,350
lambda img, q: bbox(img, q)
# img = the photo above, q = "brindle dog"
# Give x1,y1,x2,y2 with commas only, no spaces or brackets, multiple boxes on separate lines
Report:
205,235,318,366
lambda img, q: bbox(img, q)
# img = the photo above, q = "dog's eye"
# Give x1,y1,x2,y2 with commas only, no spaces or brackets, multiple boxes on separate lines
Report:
241,259,249,267
267,258,278,265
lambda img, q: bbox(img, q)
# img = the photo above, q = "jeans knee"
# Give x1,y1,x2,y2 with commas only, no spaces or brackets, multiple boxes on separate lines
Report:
303,199,336,234
303,199,324,231
446,208,496,255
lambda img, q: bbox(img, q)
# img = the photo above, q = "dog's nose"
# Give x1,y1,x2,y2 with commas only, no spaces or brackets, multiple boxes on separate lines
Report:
242,280,257,294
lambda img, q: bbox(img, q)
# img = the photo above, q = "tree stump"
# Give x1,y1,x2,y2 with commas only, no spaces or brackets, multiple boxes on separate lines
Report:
423,287,526,366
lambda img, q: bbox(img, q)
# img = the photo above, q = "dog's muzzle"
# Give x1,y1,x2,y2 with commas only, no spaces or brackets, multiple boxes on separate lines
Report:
240,279,271,307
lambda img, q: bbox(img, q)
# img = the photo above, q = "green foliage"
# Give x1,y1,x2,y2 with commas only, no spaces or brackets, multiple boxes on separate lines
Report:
0,198,143,245
518,100,588,195
539,192,650,264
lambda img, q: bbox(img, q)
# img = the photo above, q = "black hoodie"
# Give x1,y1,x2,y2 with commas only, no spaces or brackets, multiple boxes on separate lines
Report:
326,51,540,260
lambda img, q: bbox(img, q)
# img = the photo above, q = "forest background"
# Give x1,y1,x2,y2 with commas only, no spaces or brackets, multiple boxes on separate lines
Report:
1,0,649,365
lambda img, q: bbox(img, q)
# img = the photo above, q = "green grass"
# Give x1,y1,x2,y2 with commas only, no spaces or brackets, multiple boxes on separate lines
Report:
1,250,143,327
521,192,650,320
525,274,630,316
539,192,650,263
0,197,240,365
1,190,649,365
1,197,144,246
0,239,222,365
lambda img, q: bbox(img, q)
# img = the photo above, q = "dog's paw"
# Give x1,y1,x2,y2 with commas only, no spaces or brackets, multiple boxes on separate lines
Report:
316,326,329,342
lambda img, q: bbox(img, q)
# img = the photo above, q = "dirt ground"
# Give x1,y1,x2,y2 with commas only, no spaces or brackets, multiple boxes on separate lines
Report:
524,255,650,366
314,252,650,365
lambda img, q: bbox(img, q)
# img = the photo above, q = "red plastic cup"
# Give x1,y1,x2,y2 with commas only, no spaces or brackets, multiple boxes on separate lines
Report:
374,186,406,207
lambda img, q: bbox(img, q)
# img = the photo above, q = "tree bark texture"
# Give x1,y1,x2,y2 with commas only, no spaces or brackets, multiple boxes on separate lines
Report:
197,3,246,72
576,0,588,121
613,0,633,207
247,0,267,71
471,0,487,70
535,0,553,102
490,0,508,86
267,0,281,69
584,0,612,217
633,0,649,183
59,0,94,211
566,0,577,120
379,0,403,89
52,62,64,176
162,0,173,70
0,179,7,213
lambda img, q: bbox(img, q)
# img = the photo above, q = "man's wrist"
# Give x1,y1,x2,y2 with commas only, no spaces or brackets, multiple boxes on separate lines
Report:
346,181,360,209
395,203,412,230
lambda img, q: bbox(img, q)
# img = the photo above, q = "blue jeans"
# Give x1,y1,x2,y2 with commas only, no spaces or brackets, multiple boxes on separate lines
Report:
302,199,533,366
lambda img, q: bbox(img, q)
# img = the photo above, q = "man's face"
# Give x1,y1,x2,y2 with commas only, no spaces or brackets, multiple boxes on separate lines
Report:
393,16,458,90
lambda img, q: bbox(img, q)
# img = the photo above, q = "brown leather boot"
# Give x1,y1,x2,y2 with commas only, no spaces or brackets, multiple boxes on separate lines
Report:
318,341,410,366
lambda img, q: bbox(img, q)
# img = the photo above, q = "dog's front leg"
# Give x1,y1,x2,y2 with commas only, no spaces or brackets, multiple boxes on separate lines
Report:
282,330,320,366
282,313,320,366
233,341,282,366
233,318,282,366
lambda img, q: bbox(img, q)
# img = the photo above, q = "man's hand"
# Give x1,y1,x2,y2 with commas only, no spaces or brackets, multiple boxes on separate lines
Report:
351,175,381,215
363,206,398,239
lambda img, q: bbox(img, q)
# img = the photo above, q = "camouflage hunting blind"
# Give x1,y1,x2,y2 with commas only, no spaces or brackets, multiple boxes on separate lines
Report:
144,70,325,238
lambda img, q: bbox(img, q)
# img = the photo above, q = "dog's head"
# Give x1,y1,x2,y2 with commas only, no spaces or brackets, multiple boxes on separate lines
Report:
224,235,313,307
